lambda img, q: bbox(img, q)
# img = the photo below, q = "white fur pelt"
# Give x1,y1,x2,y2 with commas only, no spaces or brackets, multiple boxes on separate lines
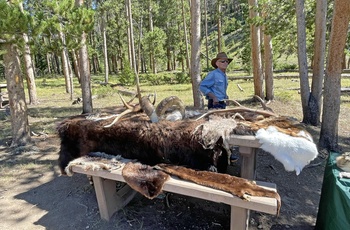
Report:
255,126,318,175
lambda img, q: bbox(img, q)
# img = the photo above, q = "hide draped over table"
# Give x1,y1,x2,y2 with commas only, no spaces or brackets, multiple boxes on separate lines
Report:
57,108,319,209
57,110,318,176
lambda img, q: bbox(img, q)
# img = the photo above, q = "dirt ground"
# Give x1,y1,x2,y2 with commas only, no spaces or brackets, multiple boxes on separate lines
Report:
0,100,349,230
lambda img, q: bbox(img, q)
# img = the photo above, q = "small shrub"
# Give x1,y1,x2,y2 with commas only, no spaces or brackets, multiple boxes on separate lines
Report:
275,63,298,71
119,64,134,85
162,74,173,84
145,73,161,85
175,72,190,84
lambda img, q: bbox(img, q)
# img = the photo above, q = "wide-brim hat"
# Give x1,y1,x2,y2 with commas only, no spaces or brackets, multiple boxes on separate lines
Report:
211,52,233,68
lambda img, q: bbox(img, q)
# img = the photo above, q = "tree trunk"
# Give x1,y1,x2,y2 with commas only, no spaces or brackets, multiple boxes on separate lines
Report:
59,29,73,99
125,0,132,71
262,1,274,101
46,53,52,74
190,0,203,109
102,10,109,84
3,43,31,147
204,0,209,70
148,0,156,74
310,0,327,126
137,18,143,74
72,50,81,83
341,52,346,69
319,0,350,151
22,33,38,105
217,2,222,53
126,0,137,75
167,47,171,71
126,0,140,103
295,0,311,124
248,0,264,98
181,0,190,72
76,0,93,114
54,53,61,75
19,2,38,105
263,32,274,101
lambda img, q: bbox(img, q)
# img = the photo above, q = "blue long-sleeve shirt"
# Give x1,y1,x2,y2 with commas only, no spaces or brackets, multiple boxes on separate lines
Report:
199,68,228,101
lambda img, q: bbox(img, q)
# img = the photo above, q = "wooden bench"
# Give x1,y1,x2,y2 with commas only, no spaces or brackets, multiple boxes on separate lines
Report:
70,161,279,230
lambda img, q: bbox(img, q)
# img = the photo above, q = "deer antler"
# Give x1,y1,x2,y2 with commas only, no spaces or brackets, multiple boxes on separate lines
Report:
195,106,277,121
253,95,274,112
223,99,242,107
104,93,143,128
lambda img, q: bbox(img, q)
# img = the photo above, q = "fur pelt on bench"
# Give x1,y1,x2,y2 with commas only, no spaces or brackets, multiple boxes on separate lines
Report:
65,156,281,215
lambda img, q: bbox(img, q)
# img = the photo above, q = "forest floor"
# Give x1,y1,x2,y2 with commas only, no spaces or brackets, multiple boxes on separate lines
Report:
0,97,349,230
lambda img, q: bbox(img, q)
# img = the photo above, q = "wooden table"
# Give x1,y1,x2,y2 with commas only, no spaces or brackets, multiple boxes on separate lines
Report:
228,134,262,180
69,135,270,230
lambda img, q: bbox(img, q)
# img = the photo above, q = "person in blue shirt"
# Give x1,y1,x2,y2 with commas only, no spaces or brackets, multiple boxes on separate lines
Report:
200,52,232,109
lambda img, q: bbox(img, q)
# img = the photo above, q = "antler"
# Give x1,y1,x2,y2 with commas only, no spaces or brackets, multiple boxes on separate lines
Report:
104,93,142,128
195,106,277,121
140,94,159,123
253,95,274,112
223,99,242,107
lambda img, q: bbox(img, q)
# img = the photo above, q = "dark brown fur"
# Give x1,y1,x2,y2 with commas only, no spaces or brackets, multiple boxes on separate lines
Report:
57,114,229,175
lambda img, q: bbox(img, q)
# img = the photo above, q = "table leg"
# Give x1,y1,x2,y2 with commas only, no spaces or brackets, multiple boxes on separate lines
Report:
92,176,137,221
231,206,249,230
239,146,256,180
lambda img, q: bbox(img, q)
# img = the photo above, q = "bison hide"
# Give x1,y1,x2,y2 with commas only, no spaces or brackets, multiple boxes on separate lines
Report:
57,114,229,175
58,107,319,176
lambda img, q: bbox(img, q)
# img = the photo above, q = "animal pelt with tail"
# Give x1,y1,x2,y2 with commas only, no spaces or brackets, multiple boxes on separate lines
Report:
123,162,281,215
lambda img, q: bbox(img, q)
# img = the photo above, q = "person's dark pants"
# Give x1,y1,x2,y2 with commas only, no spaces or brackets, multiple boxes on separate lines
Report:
208,99,226,109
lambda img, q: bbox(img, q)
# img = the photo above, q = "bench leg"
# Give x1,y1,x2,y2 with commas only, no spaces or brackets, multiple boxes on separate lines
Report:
239,146,256,180
231,206,250,230
92,176,137,221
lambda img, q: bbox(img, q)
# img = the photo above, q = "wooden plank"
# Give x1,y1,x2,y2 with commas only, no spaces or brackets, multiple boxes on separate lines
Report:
71,165,278,215
228,135,261,148
163,176,277,214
